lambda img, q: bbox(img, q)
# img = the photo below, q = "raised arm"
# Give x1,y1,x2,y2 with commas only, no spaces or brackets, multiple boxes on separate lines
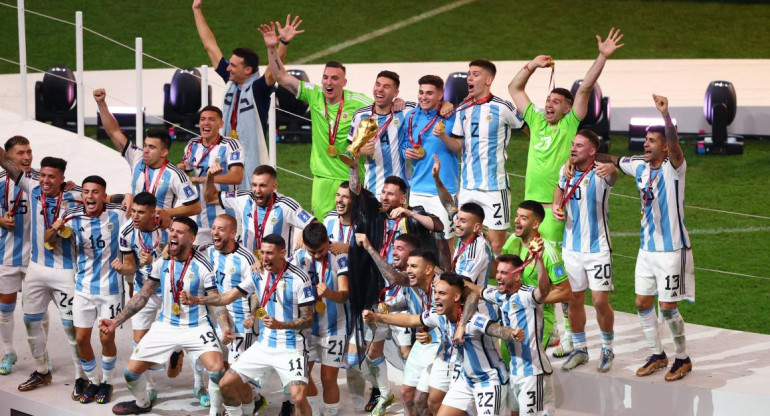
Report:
264,15,304,86
508,55,552,114
431,155,458,220
453,282,482,344
204,163,223,205
93,89,129,152
573,28,625,121
349,163,362,195
181,286,244,306
259,22,300,95
362,310,423,328
355,233,410,286
0,148,22,182
191,0,223,67
653,94,684,169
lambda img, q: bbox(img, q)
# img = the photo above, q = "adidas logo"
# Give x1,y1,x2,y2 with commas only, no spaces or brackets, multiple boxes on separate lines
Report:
602,281,610,286
527,409,535,414
334,357,341,362
484,410,491,415
672,292,678,297
495,221,502,226
295,372,302,376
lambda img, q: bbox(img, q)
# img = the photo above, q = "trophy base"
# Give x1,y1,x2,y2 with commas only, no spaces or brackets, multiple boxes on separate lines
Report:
339,151,357,168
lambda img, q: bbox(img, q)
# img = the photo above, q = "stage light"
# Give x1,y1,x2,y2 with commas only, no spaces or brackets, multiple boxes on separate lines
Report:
570,79,611,152
34,65,78,132
697,80,743,155
275,69,311,143
444,72,469,106
162,68,211,141
627,117,677,151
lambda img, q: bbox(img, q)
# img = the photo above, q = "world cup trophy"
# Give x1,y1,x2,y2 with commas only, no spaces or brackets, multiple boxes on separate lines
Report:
339,117,379,168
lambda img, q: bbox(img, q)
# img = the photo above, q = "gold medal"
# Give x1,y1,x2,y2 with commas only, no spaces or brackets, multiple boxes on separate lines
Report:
228,130,238,139
315,301,327,314
415,147,426,159
172,302,181,316
58,226,73,239
378,302,389,314
326,145,338,157
44,241,54,251
255,307,267,320
214,157,221,165
434,120,445,136
254,249,263,263
529,240,541,252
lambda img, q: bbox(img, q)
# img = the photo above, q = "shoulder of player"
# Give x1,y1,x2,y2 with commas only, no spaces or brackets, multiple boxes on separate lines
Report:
287,262,311,283
233,190,251,198
119,221,135,236
353,105,374,118
235,244,257,264
344,90,372,106
490,96,515,112
323,210,339,222
274,193,301,210
187,137,203,147
541,240,561,264
219,137,241,151
163,163,189,183
104,202,125,213
192,251,215,271
63,205,86,217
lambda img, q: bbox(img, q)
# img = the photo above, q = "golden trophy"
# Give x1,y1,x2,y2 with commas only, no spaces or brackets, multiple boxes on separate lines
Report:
339,118,379,167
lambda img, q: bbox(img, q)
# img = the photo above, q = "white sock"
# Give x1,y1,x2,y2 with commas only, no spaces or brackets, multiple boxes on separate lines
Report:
366,356,390,398
638,307,663,355
0,302,16,354
323,402,339,416
242,400,255,415
62,321,87,379
81,358,99,384
224,405,243,416
308,395,321,416
208,372,223,416
661,308,687,359
23,317,48,373
124,369,150,408
102,355,117,384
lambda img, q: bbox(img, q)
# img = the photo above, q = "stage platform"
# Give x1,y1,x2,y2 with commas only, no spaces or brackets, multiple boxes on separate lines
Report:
1,301,768,416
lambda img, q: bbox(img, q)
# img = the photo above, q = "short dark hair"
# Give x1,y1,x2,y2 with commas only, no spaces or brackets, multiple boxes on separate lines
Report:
82,175,107,189
469,59,496,77
146,128,172,150
253,165,277,179
377,71,400,89
172,216,198,236
438,271,466,292
338,181,350,190
577,129,600,149
132,192,157,207
325,60,346,74
199,105,223,119
518,200,545,222
232,48,260,73
302,222,329,249
409,248,438,266
497,254,524,268
394,233,420,251
459,202,485,223
418,75,444,90
40,156,67,173
262,233,286,250
550,88,574,105
646,125,666,136
4,135,29,152
384,176,407,194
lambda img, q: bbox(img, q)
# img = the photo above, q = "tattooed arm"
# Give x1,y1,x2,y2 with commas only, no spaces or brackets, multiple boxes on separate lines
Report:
454,283,482,344
181,287,244,306
432,155,458,220
99,279,160,333
260,22,300,95
0,148,22,182
271,304,314,330
355,233,409,286
654,94,685,169
486,322,523,342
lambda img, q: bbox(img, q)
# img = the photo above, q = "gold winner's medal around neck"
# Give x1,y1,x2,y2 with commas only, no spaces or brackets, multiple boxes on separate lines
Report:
255,307,268,320
172,302,181,316
326,145,339,157
315,301,327,314
228,130,238,139
378,302,389,314
44,241,54,251
415,147,426,159
529,240,541,253
58,226,72,239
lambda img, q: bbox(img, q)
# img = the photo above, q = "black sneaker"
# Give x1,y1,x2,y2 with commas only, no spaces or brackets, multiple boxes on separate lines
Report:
279,400,294,416
18,370,52,391
253,394,268,415
112,400,153,415
72,377,89,401
79,382,100,404
365,387,381,412
96,382,114,404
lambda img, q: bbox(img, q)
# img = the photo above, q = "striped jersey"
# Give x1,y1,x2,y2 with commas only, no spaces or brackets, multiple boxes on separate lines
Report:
202,243,256,334
65,203,127,296
322,211,355,245
220,190,314,252
483,285,551,377
403,281,441,344
118,221,163,295
237,262,314,351
290,248,350,337
0,169,38,267
348,103,416,196
558,164,613,253
18,175,81,269
618,157,691,251
182,136,244,229
122,143,199,210
452,233,493,285
423,300,498,364
147,250,216,328
451,96,523,191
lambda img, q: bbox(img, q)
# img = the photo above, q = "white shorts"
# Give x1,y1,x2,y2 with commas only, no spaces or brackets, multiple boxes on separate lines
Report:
562,248,614,292
409,192,455,238
635,248,695,302
458,188,511,231
428,358,461,392
73,291,124,328
231,342,309,387
507,374,551,415
22,261,75,319
403,341,439,391
130,294,161,331
0,265,24,294
219,330,255,363
308,334,347,368
443,373,506,416
131,321,222,364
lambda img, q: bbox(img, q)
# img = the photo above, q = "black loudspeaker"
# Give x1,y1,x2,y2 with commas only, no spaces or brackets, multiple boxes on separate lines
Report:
698,80,743,155
444,72,469,106
275,69,311,143
570,79,611,153
163,68,212,141
34,65,77,132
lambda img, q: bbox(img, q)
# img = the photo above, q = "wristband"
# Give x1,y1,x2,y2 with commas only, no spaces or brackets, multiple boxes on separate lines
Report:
524,63,533,73
280,39,290,46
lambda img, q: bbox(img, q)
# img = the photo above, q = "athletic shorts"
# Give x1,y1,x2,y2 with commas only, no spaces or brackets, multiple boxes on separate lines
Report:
73,291,124,328
22,261,75,319
562,248,614,292
635,248,695,302
428,358,461,392
403,341,439,391
0,265,25,294
231,342,309,387
308,334,347,368
130,294,161,331
219,329,255,363
507,373,551,415
458,188,511,231
131,321,222,365
443,373,506,416
312,177,346,220
409,192,455,238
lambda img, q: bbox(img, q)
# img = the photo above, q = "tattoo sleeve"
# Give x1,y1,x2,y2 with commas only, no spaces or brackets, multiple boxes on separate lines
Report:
114,280,159,325
197,288,242,306
365,244,409,286
434,173,458,220
349,166,362,195
485,322,514,341
0,149,21,182
281,304,314,330
460,286,480,325
213,305,233,332
663,113,684,162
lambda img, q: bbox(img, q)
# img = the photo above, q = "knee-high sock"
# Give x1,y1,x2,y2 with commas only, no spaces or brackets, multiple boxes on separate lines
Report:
62,320,86,379
102,355,117,383
81,358,98,384
23,313,48,373
637,307,662,355
661,308,687,359
308,395,321,416
323,402,340,416
346,358,366,405
600,331,614,350
224,405,244,416
124,369,150,408
208,370,225,416
0,302,16,354
366,355,390,397
192,355,204,388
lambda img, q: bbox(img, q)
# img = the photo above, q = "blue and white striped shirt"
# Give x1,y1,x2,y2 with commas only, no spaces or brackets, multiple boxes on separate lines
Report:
203,243,256,334
118,221,163,295
291,248,349,337
148,251,216,328
0,169,37,267
558,165,613,253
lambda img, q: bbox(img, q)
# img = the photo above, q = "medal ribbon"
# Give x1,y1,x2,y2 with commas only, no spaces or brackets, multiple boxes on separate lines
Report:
338,218,355,245
407,111,441,149
559,164,594,210
138,226,161,253
40,191,64,229
451,233,479,270
230,90,240,131
169,250,194,306
324,95,345,149
193,135,222,170
3,176,23,215
548,63,556,93
454,94,493,114
144,160,169,196
379,217,402,258
259,263,288,309
371,111,394,142
312,255,328,286
378,284,401,303
253,193,275,251
420,283,433,312
641,168,660,218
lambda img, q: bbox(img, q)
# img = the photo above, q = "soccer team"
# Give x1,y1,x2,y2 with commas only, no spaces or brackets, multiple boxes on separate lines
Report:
0,2,696,416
